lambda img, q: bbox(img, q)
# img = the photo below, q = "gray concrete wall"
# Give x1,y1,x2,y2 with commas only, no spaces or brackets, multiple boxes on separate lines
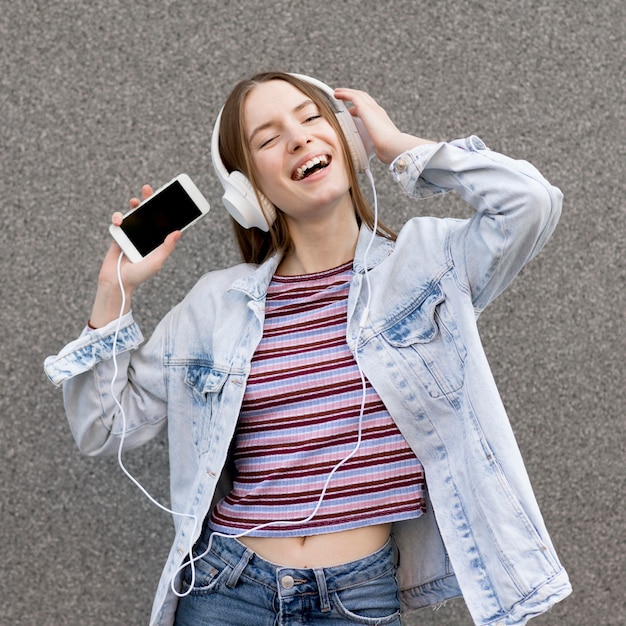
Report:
1,1,623,624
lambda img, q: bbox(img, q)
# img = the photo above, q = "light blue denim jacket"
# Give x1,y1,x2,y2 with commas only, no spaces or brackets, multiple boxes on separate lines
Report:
45,137,571,626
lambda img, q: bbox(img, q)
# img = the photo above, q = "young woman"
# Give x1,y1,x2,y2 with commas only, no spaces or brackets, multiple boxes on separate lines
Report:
45,72,571,626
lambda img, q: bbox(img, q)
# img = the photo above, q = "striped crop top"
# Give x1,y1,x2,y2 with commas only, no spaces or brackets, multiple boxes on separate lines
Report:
209,261,426,537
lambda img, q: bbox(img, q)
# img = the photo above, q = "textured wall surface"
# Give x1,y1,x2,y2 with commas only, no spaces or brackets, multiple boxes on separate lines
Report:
1,1,624,624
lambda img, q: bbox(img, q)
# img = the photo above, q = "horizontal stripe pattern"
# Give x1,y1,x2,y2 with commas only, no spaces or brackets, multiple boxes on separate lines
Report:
210,262,425,536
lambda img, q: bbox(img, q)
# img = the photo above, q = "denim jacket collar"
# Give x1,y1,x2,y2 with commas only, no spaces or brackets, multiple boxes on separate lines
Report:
229,223,395,302
229,253,281,301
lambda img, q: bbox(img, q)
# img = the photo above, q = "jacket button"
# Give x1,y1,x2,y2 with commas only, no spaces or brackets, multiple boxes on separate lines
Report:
394,158,408,173
280,575,295,589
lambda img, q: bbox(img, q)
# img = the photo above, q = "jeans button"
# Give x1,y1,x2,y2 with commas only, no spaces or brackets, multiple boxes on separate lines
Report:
280,575,295,589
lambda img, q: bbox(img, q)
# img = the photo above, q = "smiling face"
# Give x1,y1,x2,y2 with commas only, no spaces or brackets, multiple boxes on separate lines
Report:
243,79,354,228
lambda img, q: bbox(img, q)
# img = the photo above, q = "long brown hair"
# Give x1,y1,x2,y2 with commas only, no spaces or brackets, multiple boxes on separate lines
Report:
216,71,397,264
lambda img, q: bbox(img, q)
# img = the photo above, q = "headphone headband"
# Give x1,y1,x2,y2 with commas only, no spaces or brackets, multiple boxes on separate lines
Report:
211,73,374,231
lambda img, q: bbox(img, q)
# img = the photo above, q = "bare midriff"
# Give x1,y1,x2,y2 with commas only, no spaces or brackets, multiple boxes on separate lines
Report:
238,522,392,568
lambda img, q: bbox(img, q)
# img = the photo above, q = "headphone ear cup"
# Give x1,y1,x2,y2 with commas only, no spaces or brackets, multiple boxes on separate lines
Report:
334,107,371,173
211,107,276,231
351,116,376,166
222,170,276,232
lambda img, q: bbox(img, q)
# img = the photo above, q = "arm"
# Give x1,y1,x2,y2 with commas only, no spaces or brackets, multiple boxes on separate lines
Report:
390,137,562,310
334,87,561,311
44,312,169,456
44,185,181,455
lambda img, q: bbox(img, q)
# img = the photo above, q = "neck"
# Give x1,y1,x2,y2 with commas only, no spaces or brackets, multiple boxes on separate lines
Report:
278,207,360,276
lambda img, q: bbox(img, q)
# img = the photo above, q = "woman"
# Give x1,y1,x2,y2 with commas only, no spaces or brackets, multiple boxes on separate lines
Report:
45,72,571,625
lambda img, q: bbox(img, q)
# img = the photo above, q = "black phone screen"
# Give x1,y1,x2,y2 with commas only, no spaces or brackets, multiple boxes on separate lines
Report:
120,180,202,256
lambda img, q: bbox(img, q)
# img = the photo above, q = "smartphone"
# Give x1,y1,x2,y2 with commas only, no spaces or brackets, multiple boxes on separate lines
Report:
109,174,211,263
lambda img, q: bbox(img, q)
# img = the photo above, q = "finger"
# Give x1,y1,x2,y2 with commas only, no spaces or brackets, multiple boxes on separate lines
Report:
334,89,378,119
333,88,356,109
112,211,124,226
164,229,182,247
141,184,153,200
161,230,182,256
129,197,140,208
334,87,369,103
146,230,182,270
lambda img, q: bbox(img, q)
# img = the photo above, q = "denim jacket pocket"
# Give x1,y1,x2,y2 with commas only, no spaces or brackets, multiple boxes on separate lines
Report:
380,286,467,400
185,365,229,454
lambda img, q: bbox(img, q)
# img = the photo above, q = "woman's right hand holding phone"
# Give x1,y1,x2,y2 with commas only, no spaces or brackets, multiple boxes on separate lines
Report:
88,185,181,329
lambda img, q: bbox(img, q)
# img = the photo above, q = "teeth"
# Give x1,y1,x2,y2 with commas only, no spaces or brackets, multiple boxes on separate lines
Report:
294,155,329,180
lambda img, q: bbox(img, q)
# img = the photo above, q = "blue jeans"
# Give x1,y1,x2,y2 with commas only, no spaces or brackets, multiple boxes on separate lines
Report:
174,532,402,625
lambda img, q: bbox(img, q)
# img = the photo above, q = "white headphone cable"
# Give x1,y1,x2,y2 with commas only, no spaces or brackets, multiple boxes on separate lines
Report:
109,250,200,593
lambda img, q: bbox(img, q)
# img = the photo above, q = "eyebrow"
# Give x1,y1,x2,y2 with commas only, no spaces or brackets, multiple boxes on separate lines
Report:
247,98,317,145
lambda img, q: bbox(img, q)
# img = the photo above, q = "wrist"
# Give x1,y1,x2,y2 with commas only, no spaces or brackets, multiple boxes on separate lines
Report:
380,133,435,164
89,282,133,328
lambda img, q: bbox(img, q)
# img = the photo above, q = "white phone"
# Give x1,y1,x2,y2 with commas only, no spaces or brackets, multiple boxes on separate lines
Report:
109,174,211,263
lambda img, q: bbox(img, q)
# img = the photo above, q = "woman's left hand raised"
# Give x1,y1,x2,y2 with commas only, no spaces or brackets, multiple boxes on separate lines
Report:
333,87,434,164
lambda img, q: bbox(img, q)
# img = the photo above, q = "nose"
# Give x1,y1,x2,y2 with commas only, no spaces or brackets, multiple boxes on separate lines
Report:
286,122,311,153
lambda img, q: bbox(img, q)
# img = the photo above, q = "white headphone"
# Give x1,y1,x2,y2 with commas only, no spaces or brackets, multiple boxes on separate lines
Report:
210,73,375,231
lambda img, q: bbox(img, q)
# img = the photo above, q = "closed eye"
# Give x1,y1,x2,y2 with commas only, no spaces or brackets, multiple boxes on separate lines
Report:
259,135,278,148
257,116,320,148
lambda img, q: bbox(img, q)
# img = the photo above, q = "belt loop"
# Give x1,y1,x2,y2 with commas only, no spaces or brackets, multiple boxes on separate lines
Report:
313,568,331,613
226,547,254,589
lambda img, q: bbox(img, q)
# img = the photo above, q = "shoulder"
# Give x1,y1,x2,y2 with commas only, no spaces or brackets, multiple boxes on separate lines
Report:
362,216,463,291
189,262,258,294
394,215,465,254
170,262,258,321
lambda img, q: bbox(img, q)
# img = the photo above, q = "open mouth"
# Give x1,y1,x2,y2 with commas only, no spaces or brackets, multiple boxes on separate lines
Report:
293,155,331,181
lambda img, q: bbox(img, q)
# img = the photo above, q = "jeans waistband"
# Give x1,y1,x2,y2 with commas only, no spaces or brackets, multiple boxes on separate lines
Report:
198,532,396,597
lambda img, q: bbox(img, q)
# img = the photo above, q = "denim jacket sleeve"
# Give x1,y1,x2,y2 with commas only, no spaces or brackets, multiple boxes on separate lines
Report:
389,136,563,312
43,311,169,456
